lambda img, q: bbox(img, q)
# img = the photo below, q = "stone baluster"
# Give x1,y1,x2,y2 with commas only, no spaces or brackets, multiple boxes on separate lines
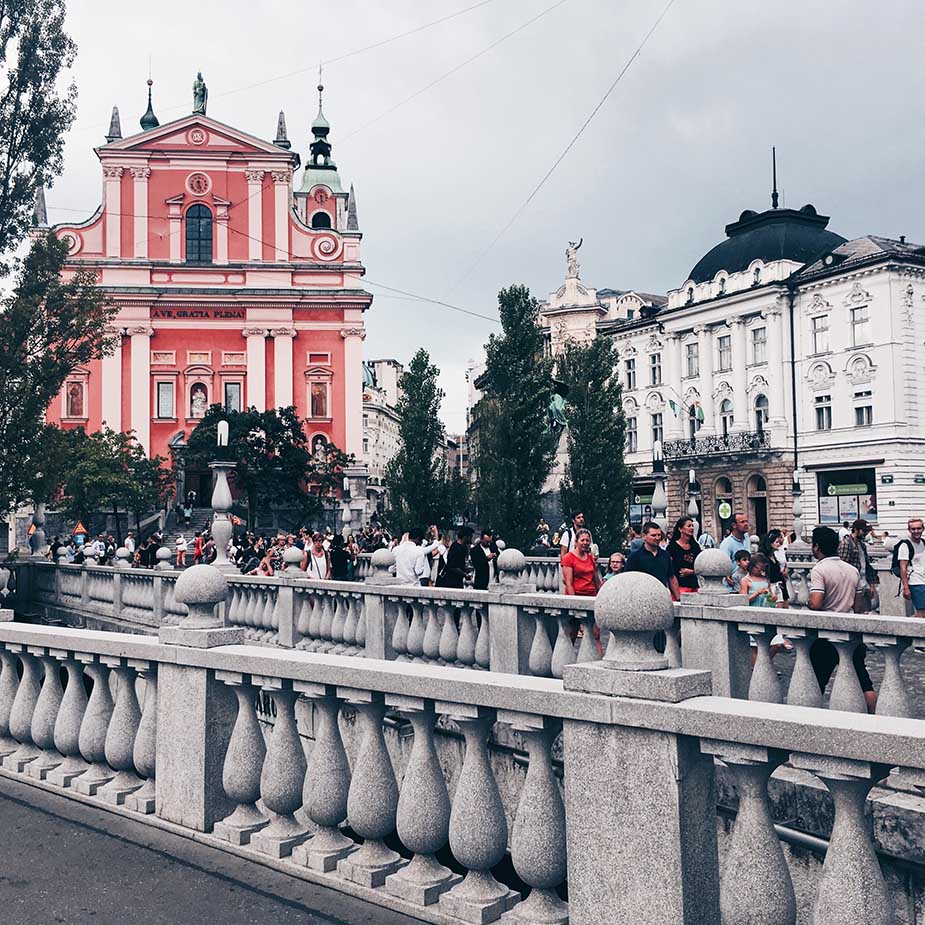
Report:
422,602,442,662
125,663,157,813
27,651,65,780
782,629,823,708
528,610,553,677
3,647,43,772
249,678,309,857
293,589,310,648
339,691,405,886
261,587,277,641
438,604,460,664
441,707,519,920
791,754,891,925
213,673,268,845
820,632,867,713
384,697,459,905
227,584,243,624
740,624,783,704
550,613,575,679
406,601,426,661
576,612,600,664
292,685,355,872
457,605,477,666
47,656,89,787
0,646,20,759
342,594,360,655
870,637,913,718
307,590,324,650
330,594,347,654
73,657,115,794
98,660,143,804
318,592,335,651
505,713,568,924
474,607,491,669
391,599,410,660
355,599,368,653
701,742,795,925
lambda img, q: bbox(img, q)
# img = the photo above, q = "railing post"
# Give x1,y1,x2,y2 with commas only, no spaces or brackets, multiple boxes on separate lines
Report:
152,574,164,623
276,579,295,648
363,549,399,660
488,596,533,675
112,571,123,621
156,564,242,832
678,548,752,699
79,564,89,608
561,572,719,925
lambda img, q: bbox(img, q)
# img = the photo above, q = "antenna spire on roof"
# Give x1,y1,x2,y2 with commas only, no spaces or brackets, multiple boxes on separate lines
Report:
771,146,779,210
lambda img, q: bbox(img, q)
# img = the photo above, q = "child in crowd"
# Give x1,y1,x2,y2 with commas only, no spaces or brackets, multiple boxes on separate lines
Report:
725,549,751,592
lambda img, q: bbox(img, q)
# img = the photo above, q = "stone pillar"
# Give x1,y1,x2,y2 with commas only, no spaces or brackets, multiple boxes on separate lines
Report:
100,327,123,431
130,167,150,259
696,324,716,435
272,328,295,409
730,317,749,432
271,170,291,262
244,328,268,412
215,201,229,265
562,572,719,925
103,166,123,258
766,307,786,428
245,169,264,261
168,200,182,262
665,334,683,438
341,326,366,457
156,565,243,831
129,326,153,453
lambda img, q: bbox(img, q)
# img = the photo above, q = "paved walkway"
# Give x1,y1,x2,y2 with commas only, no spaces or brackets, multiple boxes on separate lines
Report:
0,776,420,925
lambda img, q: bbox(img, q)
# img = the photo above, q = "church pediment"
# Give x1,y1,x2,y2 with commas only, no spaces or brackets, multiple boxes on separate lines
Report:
98,115,297,160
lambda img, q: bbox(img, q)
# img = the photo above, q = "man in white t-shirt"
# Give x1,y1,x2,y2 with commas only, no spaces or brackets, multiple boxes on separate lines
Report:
898,517,925,617
559,512,592,557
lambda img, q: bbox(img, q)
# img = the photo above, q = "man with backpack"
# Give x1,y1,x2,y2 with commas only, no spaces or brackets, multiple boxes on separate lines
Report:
896,518,925,617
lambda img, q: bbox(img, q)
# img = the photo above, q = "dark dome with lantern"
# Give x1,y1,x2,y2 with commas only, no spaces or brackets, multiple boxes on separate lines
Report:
688,203,847,284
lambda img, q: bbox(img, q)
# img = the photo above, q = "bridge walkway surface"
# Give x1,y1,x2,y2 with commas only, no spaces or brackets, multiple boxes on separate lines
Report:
0,775,421,925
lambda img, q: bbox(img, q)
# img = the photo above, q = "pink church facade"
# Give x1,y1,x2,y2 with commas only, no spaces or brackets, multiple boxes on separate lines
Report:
43,83,370,501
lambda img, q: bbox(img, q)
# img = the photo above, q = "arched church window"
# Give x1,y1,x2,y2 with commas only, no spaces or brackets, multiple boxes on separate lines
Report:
720,399,734,438
311,211,332,229
754,394,769,432
185,204,213,264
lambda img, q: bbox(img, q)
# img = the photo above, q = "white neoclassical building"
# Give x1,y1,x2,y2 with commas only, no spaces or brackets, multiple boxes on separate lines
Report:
536,198,925,537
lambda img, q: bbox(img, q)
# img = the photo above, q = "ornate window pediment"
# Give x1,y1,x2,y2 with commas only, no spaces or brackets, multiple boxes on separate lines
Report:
806,361,835,390
845,353,875,385
713,380,733,401
807,292,832,315
844,281,871,306
645,334,663,352
644,391,664,412
747,374,770,394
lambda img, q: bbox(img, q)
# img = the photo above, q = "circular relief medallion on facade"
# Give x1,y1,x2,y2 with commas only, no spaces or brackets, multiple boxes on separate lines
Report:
312,233,342,261
187,128,209,146
186,172,212,196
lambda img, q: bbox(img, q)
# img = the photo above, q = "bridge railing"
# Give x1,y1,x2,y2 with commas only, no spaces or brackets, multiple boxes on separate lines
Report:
0,570,921,923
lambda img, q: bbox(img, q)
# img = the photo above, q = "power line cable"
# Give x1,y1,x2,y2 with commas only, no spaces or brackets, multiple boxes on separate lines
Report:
448,0,678,292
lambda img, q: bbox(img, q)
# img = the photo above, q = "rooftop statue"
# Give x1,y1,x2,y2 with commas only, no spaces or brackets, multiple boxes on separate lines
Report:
546,388,568,435
192,72,208,115
566,238,582,279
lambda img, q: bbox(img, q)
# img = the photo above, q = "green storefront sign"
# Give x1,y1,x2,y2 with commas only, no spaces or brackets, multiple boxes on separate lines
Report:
827,484,868,496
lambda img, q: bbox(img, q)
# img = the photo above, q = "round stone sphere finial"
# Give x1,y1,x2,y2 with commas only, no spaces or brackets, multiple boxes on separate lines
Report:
694,548,733,593
174,564,228,629
498,547,525,573
370,547,394,570
115,547,131,570
155,546,173,571
283,546,303,573
594,571,674,671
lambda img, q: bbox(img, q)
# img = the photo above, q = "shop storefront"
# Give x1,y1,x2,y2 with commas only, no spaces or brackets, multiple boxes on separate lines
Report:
816,467,878,525
630,483,655,528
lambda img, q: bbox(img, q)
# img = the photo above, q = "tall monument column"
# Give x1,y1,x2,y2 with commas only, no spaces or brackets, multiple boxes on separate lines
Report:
341,326,366,457
244,328,268,412
129,326,153,453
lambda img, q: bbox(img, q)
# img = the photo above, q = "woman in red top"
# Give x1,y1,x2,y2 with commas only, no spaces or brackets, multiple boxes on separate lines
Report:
562,529,602,597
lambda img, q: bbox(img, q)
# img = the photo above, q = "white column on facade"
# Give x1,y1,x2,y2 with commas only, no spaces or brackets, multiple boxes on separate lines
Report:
271,328,295,409
766,308,786,427
244,328,268,412
696,324,716,435
245,170,264,261
730,317,749,432
341,327,366,457
271,170,291,262
103,166,123,258
128,326,153,453
664,333,683,438
130,167,150,259
100,329,124,431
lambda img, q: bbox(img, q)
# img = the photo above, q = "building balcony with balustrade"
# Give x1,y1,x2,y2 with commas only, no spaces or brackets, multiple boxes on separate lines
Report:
662,427,774,463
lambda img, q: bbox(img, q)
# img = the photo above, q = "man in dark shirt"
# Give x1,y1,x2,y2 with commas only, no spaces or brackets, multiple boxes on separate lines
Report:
436,526,473,589
470,529,498,590
625,521,680,602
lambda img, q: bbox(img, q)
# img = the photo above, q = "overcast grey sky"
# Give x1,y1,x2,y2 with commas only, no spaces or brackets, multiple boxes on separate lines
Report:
53,0,925,429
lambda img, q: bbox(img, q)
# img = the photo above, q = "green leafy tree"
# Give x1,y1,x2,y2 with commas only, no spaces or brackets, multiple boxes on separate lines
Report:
383,349,447,528
0,0,77,263
474,285,556,548
558,335,633,554
182,405,351,528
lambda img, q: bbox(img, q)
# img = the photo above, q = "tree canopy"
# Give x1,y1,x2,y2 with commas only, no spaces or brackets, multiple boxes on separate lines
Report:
558,335,633,553
474,285,556,548
182,405,351,528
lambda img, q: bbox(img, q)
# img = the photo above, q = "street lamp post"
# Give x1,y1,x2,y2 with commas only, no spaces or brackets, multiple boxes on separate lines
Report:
651,440,668,532
209,420,237,574
687,468,700,537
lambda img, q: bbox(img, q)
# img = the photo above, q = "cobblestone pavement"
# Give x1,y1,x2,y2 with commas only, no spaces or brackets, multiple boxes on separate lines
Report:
0,775,417,925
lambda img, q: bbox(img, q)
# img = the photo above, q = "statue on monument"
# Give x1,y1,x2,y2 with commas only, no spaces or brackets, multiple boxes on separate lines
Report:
192,72,208,115
565,238,583,279
546,382,569,435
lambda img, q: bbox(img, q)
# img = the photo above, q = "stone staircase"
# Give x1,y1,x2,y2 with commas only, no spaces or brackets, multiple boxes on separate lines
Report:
162,507,214,544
